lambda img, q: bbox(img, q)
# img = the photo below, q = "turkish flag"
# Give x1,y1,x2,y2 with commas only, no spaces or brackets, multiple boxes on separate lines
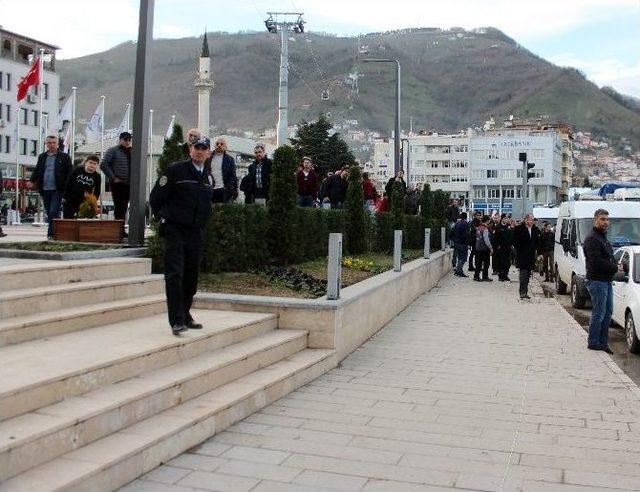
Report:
16,57,41,102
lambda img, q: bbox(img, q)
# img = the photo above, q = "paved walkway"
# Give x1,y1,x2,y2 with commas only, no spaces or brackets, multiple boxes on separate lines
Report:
122,273,640,492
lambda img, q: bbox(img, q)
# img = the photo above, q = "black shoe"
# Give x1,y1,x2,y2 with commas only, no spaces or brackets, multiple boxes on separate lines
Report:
171,324,187,335
185,320,203,329
602,345,614,354
458,273,468,278
504,277,511,282
520,294,531,299
588,344,602,351
473,277,481,282
468,267,475,271
482,278,493,282
0,232,6,238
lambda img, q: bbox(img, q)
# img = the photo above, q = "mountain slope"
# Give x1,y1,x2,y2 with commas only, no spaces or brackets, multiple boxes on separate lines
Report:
57,28,640,148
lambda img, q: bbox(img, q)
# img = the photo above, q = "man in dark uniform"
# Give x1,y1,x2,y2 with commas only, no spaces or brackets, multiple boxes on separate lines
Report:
150,137,214,335
512,213,541,299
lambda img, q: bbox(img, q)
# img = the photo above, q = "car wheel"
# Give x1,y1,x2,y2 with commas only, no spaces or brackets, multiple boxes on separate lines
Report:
625,311,640,354
555,268,567,295
571,277,586,308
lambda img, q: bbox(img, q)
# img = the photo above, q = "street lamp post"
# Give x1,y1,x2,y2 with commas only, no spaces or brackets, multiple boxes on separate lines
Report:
363,58,401,175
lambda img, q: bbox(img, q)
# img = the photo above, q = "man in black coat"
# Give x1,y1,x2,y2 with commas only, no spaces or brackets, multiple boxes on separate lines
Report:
494,214,513,282
583,208,619,353
245,143,272,204
325,168,349,209
29,135,72,238
150,137,214,336
512,213,541,299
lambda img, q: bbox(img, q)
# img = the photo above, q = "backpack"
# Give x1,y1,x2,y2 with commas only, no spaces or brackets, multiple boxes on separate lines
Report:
467,224,476,246
475,227,488,251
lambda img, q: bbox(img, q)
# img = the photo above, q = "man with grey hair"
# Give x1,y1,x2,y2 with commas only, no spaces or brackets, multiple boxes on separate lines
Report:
245,143,272,204
583,208,618,353
181,128,201,158
208,137,237,203
512,212,541,299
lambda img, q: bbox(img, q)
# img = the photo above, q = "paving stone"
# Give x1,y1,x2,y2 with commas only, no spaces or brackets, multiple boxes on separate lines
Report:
293,470,368,490
220,445,290,465
176,470,260,491
139,465,191,485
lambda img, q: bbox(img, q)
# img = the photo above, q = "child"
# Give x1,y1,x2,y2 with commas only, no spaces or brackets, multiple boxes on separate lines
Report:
63,154,102,218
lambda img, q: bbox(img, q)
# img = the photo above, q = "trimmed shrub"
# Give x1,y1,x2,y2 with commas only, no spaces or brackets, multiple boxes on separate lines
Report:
390,180,406,233
405,215,424,250
344,166,367,255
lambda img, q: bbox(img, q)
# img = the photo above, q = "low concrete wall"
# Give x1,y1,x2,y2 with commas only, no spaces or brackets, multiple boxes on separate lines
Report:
195,249,452,361
0,247,146,261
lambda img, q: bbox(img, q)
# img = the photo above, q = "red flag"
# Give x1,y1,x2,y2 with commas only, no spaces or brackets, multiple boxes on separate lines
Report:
16,57,41,102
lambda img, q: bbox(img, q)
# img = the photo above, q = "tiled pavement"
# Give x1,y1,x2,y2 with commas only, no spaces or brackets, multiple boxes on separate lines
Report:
122,272,640,492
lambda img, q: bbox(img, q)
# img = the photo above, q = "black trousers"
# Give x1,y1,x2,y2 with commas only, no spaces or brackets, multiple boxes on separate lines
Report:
468,246,476,270
212,188,229,204
519,269,531,296
111,182,130,235
496,247,511,279
163,223,204,327
474,250,490,280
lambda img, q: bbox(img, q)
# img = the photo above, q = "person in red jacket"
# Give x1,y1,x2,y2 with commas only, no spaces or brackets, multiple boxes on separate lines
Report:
362,172,379,213
296,157,318,207
375,192,389,213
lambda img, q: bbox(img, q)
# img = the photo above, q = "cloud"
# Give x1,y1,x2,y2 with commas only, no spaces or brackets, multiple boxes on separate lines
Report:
155,24,193,38
549,53,640,97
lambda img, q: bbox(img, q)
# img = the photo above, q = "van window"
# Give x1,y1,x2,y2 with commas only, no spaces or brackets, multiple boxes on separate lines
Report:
560,219,569,243
569,220,577,249
578,218,640,247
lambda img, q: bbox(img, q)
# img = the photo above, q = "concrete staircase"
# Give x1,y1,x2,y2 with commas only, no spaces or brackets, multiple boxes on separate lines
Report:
0,258,335,491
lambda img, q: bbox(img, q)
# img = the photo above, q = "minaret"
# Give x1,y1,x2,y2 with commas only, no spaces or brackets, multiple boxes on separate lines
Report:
195,31,214,137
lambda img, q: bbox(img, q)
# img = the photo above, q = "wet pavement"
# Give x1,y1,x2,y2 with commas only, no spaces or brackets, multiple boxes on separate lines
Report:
540,278,640,387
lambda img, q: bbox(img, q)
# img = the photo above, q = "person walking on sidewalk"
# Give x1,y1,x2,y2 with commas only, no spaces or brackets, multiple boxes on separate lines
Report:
583,208,619,354
538,222,555,282
453,212,469,277
512,213,541,299
473,215,493,282
494,213,513,282
467,211,482,271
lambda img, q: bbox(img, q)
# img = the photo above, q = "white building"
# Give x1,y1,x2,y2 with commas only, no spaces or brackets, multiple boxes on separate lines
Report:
0,28,60,209
469,128,563,213
372,132,470,199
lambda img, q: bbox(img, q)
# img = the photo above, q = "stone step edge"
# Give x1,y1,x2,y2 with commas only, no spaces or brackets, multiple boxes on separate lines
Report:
0,294,166,333
0,257,151,275
0,330,309,480
0,275,164,302
2,349,336,492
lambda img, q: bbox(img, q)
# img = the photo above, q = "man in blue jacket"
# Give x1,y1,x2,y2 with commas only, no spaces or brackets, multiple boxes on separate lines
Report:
452,212,469,277
208,137,237,203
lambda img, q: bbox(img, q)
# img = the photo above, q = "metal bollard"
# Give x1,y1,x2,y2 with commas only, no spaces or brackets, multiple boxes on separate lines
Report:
394,230,402,272
441,227,446,251
327,233,342,300
424,228,431,259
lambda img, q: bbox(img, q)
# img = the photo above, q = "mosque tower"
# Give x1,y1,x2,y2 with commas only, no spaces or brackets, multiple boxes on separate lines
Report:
195,31,214,137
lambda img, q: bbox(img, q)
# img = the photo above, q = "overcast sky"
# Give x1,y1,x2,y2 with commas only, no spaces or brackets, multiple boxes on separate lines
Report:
1,0,639,97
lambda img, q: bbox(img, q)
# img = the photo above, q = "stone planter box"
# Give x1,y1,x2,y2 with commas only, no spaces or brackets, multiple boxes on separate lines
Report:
53,219,123,244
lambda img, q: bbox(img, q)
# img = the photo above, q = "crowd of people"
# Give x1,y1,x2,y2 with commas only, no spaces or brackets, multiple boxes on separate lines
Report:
449,204,556,299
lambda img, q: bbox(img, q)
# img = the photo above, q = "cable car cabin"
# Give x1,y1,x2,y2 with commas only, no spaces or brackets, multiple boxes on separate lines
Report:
321,90,330,100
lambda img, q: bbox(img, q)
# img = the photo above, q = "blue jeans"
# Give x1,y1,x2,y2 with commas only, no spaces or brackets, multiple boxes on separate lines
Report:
41,190,62,238
297,194,315,208
586,280,613,348
454,243,468,273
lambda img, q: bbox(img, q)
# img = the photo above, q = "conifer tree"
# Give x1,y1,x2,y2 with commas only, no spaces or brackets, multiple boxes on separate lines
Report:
344,165,367,254
157,123,184,176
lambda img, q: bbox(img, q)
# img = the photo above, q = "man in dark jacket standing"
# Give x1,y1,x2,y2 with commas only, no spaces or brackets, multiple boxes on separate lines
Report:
150,137,214,336
296,157,318,207
494,214,513,282
538,222,555,282
452,212,469,277
512,213,541,299
30,135,72,238
209,137,237,203
325,168,349,209
246,143,272,204
583,208,618,353
101,132,132,237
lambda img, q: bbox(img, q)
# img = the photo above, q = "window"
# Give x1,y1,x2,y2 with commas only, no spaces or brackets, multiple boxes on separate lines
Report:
502,189,515,198
30,139,37,156
20,108,28,125
530,149,545,159
451,145,468,153
43,83,49,100
414,159,425,167
451,175,468,183
0,71,3,90
5,104,10,122
19,137,27,155
31,110,38,126
451,160,467,168
474,188,486,199
429,161,439,169
486,170,498,179
516,188,522,198
6,73,11,91
489,189,500,199
4,136,9,153
472,169,484,179
471,150,486,160
533,169,544,179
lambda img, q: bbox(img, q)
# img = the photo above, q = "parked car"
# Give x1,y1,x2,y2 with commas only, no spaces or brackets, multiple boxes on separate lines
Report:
612,245,640,354
554,200,640,308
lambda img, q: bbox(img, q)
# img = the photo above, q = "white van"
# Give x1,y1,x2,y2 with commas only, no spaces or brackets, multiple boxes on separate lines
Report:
533,206,560,227
554,200,640,308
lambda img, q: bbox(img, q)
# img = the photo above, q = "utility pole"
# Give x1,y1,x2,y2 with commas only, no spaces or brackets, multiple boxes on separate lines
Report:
264,12,305,147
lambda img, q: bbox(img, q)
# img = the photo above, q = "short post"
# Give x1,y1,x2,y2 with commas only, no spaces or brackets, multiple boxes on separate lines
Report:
440,227,446,251
394,230,402,272
424,228,431,259
327,233,342,300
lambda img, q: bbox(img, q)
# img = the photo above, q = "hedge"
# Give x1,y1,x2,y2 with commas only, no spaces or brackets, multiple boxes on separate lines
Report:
149,204,446,274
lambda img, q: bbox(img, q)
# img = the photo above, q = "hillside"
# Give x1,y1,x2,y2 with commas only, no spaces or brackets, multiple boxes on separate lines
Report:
57,28,640,148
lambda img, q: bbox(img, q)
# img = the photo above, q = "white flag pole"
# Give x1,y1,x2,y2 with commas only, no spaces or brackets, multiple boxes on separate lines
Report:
14,107,21,224
99,94,106,212
126,103,131,132
37,49,45,154
148,109,154,199
71,86,77,164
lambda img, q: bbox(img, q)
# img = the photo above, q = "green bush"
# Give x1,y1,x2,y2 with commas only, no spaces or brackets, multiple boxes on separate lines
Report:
373,212,394,253
405,215,424,250
344,166,367,255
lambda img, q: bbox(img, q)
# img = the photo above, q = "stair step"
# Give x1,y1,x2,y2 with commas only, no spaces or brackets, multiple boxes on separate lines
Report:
0,329,308,480
0,310,278,421
0,294,166,346
0,258,152,292
0,275,164,320
1,349,335,492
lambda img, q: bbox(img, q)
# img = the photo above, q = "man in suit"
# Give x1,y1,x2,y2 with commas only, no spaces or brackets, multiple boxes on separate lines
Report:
512,212,541,299
208,137,237,203
29,135,72,238
245,143,272,204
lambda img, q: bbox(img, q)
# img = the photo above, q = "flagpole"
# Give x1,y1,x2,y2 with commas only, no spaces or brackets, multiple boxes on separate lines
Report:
148,109,153,199
37,49,44,154
14,107,21,225
71,86,77,164
99,94,106,213
126,103,131,132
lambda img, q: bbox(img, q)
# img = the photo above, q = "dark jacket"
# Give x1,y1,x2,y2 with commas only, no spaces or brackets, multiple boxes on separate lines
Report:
385,177,406,198
538,230,555,253
100,145,131,184
583,227,617,282
325,173,348,205
246,158,273,200
494,223,513,250
31,151,73,192
453,219,469,245
63,166,102,207
208,152,237,198
512,223,541,270
150,160,214,229
445,204,460,224
405,189,421,215
296,169,318,198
